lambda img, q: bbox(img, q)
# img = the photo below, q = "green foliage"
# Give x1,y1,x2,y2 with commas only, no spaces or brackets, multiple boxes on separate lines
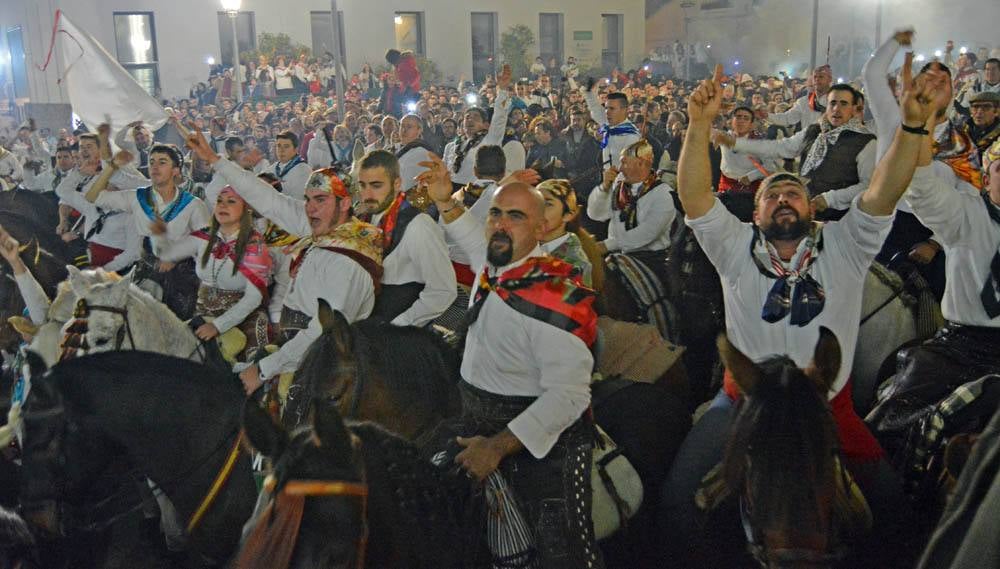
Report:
241,32,311,65
415,56,442,85
500,24,536,79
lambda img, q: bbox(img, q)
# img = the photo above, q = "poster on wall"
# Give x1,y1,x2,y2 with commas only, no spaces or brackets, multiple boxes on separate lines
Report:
573,31,594,62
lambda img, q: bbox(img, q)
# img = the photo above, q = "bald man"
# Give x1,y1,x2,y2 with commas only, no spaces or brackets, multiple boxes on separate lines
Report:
420,158,603,568
395,114,435,194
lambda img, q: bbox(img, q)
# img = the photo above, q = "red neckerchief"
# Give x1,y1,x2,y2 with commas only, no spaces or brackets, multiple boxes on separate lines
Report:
808,91,827,113
614,172,660,230
473,257,597,347
374,192,407,251
192,230,270,296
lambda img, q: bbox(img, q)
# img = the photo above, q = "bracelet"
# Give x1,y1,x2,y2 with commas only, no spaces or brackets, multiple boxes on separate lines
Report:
901,123,930,136
439,201,461,215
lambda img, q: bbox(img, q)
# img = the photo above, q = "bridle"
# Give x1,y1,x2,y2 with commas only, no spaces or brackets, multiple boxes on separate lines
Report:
60,298,137,359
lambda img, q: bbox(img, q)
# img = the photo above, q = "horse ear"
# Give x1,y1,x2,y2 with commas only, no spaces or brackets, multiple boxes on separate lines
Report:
242,399,287,459
312,398,354,461
107,272,132,306
317,300,352,356
717,333,759,395
805,326,841,394
66,265,85,297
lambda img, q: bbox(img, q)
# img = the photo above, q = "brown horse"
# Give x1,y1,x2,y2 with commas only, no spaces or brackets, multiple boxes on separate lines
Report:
717,327,872,568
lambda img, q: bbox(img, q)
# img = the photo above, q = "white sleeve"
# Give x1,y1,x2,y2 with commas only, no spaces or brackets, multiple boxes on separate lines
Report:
685,197,754,279
109,165,150,190
818,139,877,209
14,272,51,325
733,129,807,160
214,158,311,236
441,209,487,268
283,163,312,200
55,171,97,216
507,319,592,458
2,154,23,182
863,37,903,161
767,98,804,127
103,220,143,273
212,278,264,334
482,90,512,147
389,215,458,327
904,165,973,246
604,186,676,252
586,184,614,222
152,233,201,262
307,135,332,168
269,252,291,323
583,88,608,125
828,195,894,277
113,127,139,164
94,187,135,214
467,182,498,222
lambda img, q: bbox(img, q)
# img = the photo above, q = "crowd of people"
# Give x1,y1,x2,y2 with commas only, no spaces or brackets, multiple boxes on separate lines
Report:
1,28,1000,568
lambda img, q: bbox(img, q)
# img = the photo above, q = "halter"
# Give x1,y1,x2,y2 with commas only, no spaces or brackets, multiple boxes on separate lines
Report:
59,299,136,360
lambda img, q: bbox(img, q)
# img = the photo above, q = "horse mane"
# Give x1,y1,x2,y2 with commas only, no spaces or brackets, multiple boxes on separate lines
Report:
723,355,840,535
867,261,916,308
348,421,484,566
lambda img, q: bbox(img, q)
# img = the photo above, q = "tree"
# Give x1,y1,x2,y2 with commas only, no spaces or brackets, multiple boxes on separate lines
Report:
500,24,535,80
242,32,311,65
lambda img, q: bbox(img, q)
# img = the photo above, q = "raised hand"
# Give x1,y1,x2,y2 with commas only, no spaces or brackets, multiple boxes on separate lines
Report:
496,64,513,92
499,169,541,187
893,29,915,47
688,64,725,123
0,225,22,268
416,153,454,205
899,52,949,127
183,124,220,165
112,150,134,168
711,129,736,148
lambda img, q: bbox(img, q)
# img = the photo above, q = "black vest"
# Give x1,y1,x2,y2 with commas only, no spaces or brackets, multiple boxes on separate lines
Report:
799,125,876,197
369,204,426,323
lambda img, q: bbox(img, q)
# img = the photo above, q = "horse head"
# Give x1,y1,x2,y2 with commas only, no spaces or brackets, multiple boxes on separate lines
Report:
240,397,367,569
58,267,135,360
718,327,861,568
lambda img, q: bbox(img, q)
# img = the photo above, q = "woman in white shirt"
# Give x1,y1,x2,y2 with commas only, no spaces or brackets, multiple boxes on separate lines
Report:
154,186,273,360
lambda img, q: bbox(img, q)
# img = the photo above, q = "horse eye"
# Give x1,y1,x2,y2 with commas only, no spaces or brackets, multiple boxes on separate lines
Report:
94,338,110,347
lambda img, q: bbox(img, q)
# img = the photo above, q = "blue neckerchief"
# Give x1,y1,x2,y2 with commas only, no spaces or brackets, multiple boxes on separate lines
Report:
274,155,305,180
136,186,195,223
750,226,826,327
598,121,640,149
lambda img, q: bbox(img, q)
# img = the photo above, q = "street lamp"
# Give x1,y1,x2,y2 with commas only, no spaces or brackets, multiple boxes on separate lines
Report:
221,0,243,103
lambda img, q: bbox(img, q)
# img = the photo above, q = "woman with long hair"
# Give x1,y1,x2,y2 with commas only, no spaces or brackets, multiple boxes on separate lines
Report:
153,186,273,360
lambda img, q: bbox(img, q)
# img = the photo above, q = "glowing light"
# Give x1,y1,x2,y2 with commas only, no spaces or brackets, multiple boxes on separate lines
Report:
959,46,968,54
405,101,418,112
914,54,926,62
394,15,403,25
837,77,845,83
934,50,943,58
643,65,650,71
465,93,478,105
220,0,241,11
206,56,216,65
734,60,740,66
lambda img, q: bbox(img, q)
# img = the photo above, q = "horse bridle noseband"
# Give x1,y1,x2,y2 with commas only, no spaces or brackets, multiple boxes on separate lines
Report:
64,299,137,354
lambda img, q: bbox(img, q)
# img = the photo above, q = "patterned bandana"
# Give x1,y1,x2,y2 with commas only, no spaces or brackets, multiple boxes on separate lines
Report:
800,116,871,177
286,218,383,290
613,172,660,230
935,120,984,190
982,138,1000,177
750,223,826,326
304,168,351,198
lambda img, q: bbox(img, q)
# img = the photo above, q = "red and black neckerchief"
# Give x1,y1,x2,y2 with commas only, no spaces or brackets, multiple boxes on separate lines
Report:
808,91,827,113
613,172,660,230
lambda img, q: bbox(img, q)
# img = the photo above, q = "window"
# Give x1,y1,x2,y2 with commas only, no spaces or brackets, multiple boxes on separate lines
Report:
471,12,498,84
5,27,28,100
701,0,733,9
538,13,564,72
310,11,346,62
394,12,424,56
601,14,623,71
113,13,159,97
216,11,256,67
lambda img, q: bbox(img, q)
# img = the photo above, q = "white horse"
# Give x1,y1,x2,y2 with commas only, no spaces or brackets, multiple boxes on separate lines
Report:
853,262,942,416
31,266,208,364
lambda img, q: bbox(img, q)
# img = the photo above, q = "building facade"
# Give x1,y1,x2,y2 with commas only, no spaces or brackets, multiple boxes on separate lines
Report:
2,0,645,105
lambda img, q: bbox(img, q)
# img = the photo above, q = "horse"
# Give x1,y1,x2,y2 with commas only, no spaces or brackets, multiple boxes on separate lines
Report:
17,350,258,567
0,189,61,230
282,299,461,440
238,396,484,569
717,327,872,568
46,266,220,367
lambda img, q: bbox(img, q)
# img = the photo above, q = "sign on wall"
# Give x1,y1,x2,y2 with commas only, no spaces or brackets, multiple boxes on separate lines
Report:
573,30,594,61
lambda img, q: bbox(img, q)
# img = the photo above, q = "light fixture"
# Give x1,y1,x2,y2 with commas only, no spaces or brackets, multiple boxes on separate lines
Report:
934,50,943,58
914,54,926,62
959,46,968,54
706,44,711,49
734,60,740,66
206,56,216,65
465,93,478,105
405,101,418,112
220,0,241,12
837,77,845,83
643,65,650,71
394,15,403,25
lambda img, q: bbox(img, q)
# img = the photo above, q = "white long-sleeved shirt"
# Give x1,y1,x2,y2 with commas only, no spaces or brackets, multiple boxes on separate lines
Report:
443,90,512,184
113,126,151,171
14,271,51,326
370,207,457,327
687,197,893,397
153,232,267,334
55,166,149,272
211,158,375,375
905,166,1000,327
268,159,312,200
719,135,780,181
767,93,824,128
0,152,23,182
397,144,434,192
443,212,592,458
582,89,641,169
94,183,210,253
733,131,877,210
23,166,73,193
587,176,676,253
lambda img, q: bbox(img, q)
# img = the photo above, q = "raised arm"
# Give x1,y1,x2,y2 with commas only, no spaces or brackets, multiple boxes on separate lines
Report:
483,65,513,146
864,32,911,160
678,64,726,219
858,61,950,216
581,80,608,125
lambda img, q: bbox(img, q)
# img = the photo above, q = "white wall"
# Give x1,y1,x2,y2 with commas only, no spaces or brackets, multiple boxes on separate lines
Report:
10,0,645,103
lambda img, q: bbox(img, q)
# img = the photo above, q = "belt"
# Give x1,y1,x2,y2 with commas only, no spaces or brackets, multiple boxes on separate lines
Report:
279,306,311,331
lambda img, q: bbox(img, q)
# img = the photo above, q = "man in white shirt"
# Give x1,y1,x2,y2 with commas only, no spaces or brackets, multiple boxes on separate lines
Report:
23,145,74,194
578,80,641,171
658,63,946,564
394,114,435,193
421,153,602,569
114,121,154,177
716,106,779,194
767,65,833,129
442,65,513,186
184,129,381,396
715,83,876,219
270,130,311,200
354,149,456,326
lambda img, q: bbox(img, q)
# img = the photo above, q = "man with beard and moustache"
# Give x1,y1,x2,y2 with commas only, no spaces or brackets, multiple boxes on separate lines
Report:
714,83,876,220
115,121,154,177
767,65,833,130
658,63,948,565
443,65,514,188
354,149,456,325
418,154,603,569
183,129,382,397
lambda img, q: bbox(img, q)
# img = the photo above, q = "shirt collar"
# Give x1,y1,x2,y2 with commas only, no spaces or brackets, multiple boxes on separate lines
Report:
488,244,545,276
541,233,571,253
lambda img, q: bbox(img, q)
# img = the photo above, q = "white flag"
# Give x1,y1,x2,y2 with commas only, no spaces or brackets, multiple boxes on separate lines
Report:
54,10,169,132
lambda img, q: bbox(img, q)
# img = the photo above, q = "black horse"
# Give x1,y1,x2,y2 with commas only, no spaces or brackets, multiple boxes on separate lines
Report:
18,351,257,567
238,397,485,569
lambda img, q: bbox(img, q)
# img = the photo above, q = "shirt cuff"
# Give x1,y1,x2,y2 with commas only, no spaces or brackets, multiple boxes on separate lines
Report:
602,237,619,253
